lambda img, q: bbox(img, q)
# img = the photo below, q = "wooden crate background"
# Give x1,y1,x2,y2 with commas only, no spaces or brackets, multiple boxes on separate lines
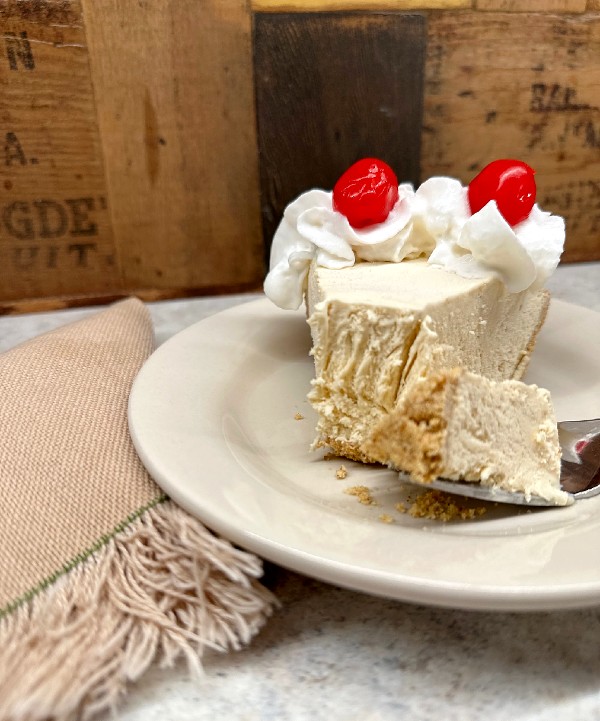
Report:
0,0,599,314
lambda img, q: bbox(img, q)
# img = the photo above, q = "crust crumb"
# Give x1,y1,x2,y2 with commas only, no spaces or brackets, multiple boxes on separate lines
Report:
335,465,348,479
405,490,487,522
319,438,374,464
344,485,376,506
379,513,394,524
294,412,304,420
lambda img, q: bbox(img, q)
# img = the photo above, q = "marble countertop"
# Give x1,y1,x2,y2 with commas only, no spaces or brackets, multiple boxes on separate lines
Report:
1,261,599,721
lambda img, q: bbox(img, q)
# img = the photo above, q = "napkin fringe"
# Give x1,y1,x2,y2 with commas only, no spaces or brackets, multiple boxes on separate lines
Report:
0,500,277,721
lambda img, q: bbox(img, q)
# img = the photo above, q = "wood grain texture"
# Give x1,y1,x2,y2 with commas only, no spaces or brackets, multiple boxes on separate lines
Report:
0,0,121,303
0,284,259,316
422,11,600,262
80,0,264,294
254,12,426,249
252,0,470,9
476,0,586,11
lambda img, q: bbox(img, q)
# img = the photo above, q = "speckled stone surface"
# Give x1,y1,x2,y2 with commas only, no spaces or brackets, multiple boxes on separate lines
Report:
119,570,600,721
1,262,599,720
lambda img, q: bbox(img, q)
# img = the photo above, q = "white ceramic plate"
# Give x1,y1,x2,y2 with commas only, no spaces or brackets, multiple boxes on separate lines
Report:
129,298,600,611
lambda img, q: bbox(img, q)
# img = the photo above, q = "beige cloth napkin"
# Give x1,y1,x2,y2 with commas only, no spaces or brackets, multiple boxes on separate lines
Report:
0,298,276,721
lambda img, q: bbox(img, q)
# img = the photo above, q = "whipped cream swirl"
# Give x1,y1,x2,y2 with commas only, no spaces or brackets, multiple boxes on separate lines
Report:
264,186,418,310
414,177,565,293
264,177,565,309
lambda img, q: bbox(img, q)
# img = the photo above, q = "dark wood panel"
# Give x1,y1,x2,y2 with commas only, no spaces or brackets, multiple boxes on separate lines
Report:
254,12,426,253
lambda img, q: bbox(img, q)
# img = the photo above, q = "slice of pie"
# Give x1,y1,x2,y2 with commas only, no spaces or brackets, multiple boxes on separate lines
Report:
364,367,568,506
306,258,549,463
264,158,565,501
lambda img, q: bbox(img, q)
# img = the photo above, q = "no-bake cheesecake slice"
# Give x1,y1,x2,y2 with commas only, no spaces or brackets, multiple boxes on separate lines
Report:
264,158,565,502
306,259,549,463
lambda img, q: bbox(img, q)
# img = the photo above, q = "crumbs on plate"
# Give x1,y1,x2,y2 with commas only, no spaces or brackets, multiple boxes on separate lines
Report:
344,485,376,506
335,465,348,480
396,490,487,522
294,412,304,420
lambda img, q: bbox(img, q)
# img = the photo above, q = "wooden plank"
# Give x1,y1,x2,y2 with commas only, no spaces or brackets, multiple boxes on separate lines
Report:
80,0,264,294
0,285,259,316
254,12,426,249
252,0,470,10
422,11,600,262
0,0,121,303
476,0,586,11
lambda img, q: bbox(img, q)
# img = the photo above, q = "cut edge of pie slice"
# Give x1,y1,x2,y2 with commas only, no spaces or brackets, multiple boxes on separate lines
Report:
306,258,550,464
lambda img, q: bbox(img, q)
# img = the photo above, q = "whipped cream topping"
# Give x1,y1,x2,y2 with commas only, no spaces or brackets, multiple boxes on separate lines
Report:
264,187,417,310
264,176,564,308
415,177,565,293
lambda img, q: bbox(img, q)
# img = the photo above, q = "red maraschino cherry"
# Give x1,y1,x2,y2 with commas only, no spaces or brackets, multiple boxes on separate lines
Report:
333,158,399,228
468,159,536,226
